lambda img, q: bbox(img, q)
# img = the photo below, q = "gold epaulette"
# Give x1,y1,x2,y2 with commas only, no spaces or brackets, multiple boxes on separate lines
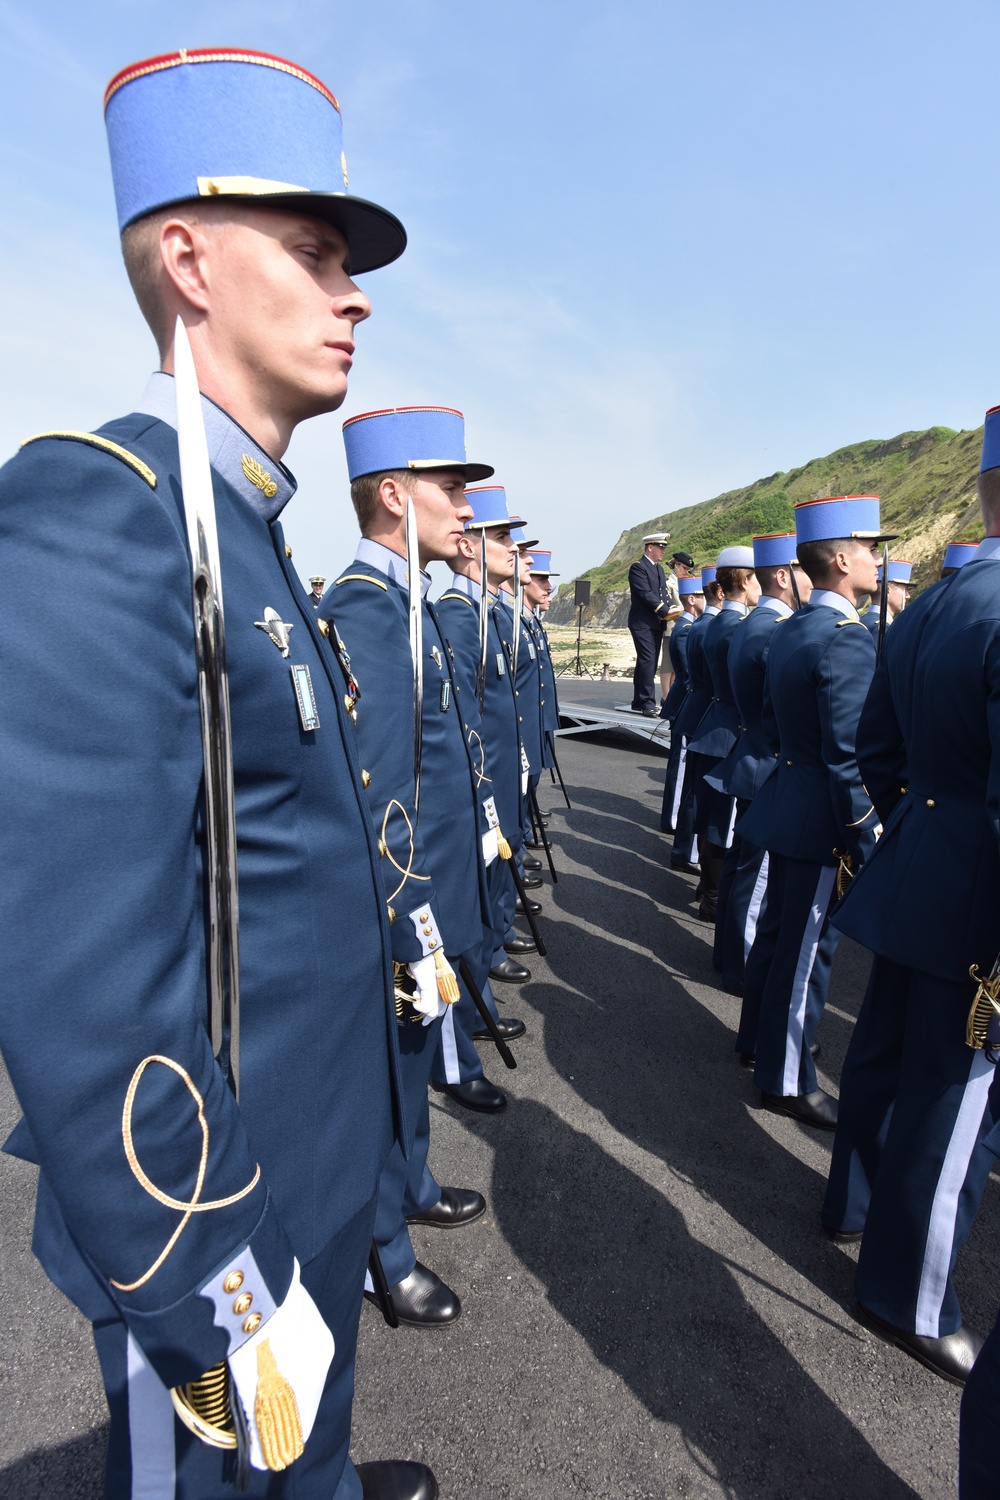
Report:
335,572,388,590
438,591,476,607
836,618,864,626
21,431,157,488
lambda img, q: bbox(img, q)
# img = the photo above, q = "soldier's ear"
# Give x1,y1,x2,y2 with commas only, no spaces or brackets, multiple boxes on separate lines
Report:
377,475,407,520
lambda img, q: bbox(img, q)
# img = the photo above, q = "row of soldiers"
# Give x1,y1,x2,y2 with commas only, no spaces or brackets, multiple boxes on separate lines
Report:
657,482,1000,1494
0,46,566,1500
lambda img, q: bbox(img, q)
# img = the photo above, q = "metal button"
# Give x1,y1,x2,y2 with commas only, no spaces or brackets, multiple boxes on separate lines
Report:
243,1313,263,1335
284,544,293,559
387,905,396,923
223,1271,244,1294
317,618,330,638
378,839,387,858
428,938,438,949
233,1292,253,1315
423,926,433,935
786,760,793,766
361,770,371,788
419,912,429,921
927,798,936,808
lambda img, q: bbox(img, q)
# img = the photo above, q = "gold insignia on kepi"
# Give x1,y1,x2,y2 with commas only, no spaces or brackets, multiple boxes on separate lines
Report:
255,607,294,658
242,453,279,499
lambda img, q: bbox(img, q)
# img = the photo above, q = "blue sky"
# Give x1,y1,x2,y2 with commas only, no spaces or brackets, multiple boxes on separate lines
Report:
1,0,997,590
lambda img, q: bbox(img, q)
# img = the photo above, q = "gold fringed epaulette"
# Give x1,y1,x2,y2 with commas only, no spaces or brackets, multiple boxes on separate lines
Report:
335,573,388,590
21,431,157,488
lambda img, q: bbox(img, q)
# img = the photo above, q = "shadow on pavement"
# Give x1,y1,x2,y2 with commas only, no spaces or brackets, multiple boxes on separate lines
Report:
0,1429,107,1500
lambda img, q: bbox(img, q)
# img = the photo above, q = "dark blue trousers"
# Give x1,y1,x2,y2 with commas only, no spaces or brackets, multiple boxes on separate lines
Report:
717,833,768,994
92,1192,376,1499
746,854,839,1097
372,1010,446,1287
672,749,704,866
629,618,663,712
830,962,1000,1336
960,1306,1000,1496
432,860,508,1087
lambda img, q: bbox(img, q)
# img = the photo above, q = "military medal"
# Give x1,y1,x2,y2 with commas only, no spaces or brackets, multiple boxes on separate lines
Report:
290,664,320,732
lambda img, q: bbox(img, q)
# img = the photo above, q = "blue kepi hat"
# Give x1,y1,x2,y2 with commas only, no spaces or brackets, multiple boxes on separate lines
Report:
877,559,913,584
678,574,704,596
526,550,559,576
794,495,896,545
465,486,526,531
342,406,493,481
104,49,406,273
753,533,798,568
943,541,978,570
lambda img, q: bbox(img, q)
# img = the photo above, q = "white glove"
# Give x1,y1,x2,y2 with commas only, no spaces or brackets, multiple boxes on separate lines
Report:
481,827,500,866
407,953,448,1024
228,1259,333,1472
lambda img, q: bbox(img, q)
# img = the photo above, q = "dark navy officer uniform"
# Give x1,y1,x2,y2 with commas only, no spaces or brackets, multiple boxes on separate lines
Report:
0,48,427,1500
824,506,1000,1378
738,496,887,1121
323,404,498,1319
628,533,677,713
712,534,798,1001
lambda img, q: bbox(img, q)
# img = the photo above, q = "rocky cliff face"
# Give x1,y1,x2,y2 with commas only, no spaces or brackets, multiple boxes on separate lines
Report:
547,589,630,627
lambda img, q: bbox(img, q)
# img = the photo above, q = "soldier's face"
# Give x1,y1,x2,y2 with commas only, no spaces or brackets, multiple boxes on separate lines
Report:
745,571,761,607
410,471,473,564
198,209,371,421
485,529,517,587
852,541,881,596
887,581,909,612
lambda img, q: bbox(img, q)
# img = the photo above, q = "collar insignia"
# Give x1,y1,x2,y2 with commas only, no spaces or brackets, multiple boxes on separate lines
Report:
242,453,278,500
254,606,294,658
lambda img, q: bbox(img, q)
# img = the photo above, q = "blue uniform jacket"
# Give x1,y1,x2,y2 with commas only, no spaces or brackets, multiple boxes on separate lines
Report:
710,601,789,801
524,611,557,767
495,592,543,778
322,553,491,965
833,559,1000,982
662,613,694,721
627,555,671,626
688,605,746,758
737,599,879,867
672,607,720,741
0,404,402,1388
436,579,524,855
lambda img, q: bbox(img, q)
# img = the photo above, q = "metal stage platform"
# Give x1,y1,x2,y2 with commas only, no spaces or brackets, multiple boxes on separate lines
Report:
555,699,672,748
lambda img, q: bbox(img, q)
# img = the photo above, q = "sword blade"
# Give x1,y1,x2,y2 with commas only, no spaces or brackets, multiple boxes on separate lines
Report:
876,541,890,662
174,316,242,1098
405,498,424,815
477,529,488,711
512,551,522,679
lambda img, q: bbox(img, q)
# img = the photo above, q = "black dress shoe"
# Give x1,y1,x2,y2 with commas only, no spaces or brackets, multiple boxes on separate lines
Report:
522,873,544,889
407,1185,486,1228
741,1042,819,1064
366,1261,460,1327
517,897,543,916
522,854,543,871
431,1077,507,1112
822,1221,863,1244
761,1087,838,1130
504,935,536,955
697,899,717,923
536,809,552,820
357,1462,439,1500
641,707,658,717
670,858,700,875
489,956,530,984
855,1303,984,1386
473,1016,526,1041
738,1051,755,1070
810,1041,822,1061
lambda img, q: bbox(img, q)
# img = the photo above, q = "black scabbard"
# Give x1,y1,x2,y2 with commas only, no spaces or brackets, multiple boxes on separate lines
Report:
457,957,517,1069
506,852,547,957
368,1240,399,1328
529,784,558,883
548,738,572,809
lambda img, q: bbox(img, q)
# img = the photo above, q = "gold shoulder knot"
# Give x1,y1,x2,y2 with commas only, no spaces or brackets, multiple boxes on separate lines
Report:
21,431,156,488
335,573,388,591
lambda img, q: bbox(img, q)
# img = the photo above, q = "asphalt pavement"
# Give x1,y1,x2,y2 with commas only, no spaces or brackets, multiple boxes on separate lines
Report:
2,675,994,1497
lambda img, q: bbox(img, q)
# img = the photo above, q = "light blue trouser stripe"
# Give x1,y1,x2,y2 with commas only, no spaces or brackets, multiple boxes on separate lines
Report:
914,1049,995,1336
126,1331,176,1500
744,851,769,962
670,736,687,827
781,865,836,1096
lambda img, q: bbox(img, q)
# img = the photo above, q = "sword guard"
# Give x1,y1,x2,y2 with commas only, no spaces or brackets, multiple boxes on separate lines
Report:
966,963,1000,1050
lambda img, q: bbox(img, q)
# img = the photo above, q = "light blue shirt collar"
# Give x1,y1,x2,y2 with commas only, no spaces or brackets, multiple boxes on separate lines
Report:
810,588,860,621
445,572,482,604
721,599,748,616
679,609,695,624
755,596,793,618
135,371,296,523
704,604,721,617
354,537,431,596
973,537,1000,562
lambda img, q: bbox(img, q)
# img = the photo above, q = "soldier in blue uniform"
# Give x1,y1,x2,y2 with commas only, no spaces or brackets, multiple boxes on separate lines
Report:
523,550,563,792
659,574,704,849
628,532,683,714
861,558,911,639
737,496,888,1130
432,487,527,1113
821,416,1000,1386
0,49,436,1500
685,547,760,923
670,568,723,876
321,404,507,1329
711,535,811,1009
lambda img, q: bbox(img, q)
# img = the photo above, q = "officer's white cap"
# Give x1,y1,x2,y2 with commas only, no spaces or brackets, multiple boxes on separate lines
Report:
643,532,670,544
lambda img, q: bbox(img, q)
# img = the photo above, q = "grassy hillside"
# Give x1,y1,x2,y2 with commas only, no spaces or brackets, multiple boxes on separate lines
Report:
571,424,983,602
